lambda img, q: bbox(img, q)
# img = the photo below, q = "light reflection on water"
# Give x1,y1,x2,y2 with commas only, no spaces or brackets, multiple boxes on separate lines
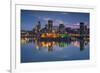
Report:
21,38,89,63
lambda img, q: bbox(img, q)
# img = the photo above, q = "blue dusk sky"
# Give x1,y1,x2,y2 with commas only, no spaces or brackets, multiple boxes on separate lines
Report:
21,10,89,31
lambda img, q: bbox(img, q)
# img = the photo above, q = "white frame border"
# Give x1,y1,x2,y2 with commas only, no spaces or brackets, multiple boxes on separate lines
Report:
11,3,96,73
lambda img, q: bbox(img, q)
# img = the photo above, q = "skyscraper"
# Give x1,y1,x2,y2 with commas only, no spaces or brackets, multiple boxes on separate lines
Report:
80,22,85,37
36,21,41,32
59,24,65,33
48,20,53,32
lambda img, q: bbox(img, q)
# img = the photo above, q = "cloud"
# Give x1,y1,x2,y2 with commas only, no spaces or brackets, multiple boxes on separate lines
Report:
37,16,41,19
65,23,80,29
54,19,64,26
37,16,52,21
43,17,52,21
55,19,64,24
61,12,69,15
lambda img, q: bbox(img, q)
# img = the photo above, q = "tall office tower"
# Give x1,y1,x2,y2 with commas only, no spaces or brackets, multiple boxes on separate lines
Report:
36,21,41,32
80,22,85,36
48,20,53,32
59,23,65,33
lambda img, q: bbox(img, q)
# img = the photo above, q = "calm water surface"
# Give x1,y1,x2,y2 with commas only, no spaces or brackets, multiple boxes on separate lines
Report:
21,38,89,63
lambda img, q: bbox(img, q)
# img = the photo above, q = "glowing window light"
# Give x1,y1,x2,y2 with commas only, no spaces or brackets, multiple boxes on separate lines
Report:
59,33,69,38
41,33,46,38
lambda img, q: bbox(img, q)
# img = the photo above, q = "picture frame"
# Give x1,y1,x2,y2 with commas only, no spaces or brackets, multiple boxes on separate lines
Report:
11,0,96,73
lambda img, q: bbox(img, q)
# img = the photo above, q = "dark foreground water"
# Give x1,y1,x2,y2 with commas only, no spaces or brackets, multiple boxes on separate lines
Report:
21,38,89,63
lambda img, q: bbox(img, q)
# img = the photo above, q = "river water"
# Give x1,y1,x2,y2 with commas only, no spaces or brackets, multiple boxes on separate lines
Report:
21,38,89,63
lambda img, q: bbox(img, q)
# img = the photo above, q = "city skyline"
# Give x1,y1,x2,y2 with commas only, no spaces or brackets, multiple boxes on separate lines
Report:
21,10,90,62
21,10,89,31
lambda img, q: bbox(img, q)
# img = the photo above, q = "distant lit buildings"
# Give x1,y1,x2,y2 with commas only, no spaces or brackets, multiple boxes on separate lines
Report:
35,21,41,33
21,20,89,39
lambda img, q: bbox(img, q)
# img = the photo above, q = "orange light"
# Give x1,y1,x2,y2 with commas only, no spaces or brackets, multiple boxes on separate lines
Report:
41,33,59,38
41,33,46,38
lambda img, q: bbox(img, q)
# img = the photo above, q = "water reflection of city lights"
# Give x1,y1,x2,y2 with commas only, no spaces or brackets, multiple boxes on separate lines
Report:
71,41,80,47
33,40,70,51
21,37,89,52
40,42,56,47
21,38,29,44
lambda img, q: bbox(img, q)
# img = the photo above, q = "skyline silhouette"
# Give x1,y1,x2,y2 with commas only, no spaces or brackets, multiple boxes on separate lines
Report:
21,10,89,31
